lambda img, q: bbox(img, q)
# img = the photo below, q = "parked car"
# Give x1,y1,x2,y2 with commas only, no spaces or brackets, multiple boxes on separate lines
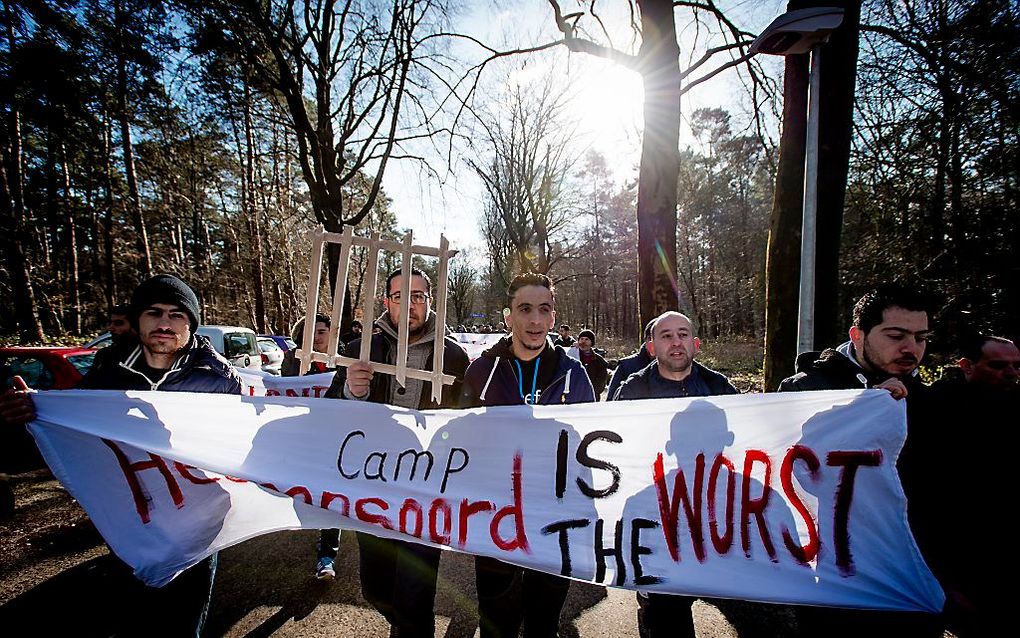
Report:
257,337,285,375
85,325,262,371
259,334,297,352
0,346,96,390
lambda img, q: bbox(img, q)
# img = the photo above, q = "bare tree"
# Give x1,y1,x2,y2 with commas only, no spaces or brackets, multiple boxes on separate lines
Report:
470,65,579,279
187,0,452,303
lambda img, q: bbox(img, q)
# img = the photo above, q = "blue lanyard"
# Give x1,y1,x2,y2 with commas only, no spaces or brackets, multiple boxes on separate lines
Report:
513,357,540,405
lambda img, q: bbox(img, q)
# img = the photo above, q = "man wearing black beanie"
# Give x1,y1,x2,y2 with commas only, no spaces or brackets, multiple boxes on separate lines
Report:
576,328,610,398
0,273,241,636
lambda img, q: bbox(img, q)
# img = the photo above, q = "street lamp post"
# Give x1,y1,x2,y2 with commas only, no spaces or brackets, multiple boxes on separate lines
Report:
750,7,844,354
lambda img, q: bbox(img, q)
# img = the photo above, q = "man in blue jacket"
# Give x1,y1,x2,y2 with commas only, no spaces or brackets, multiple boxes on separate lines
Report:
460,272,595,638
613,311,737,638
0,274,241,636
606,318,656,400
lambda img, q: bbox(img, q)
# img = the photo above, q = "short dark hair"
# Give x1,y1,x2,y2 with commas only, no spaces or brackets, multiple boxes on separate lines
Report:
506,272,554,306
852,284,933,333
291,313,331,347
110,304,130,317
960,334,1013,361
386,267,432,296
559,324,570,331
351,320,362,329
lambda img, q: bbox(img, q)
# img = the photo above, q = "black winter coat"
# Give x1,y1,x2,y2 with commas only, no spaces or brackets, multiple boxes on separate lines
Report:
460,336,595,407
614,360,737,400
606,347,654,400
324,330,469,410
78,335,242,394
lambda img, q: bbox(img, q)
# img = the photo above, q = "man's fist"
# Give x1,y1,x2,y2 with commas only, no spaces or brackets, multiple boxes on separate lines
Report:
345,361,374,399
873,377,909,400
0,376,36,426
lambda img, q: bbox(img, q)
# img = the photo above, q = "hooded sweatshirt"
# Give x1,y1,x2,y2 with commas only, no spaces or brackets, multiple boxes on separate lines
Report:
460,336,595,407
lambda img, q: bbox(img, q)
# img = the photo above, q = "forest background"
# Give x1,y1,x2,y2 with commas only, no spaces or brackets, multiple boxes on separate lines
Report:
2,0,1016,389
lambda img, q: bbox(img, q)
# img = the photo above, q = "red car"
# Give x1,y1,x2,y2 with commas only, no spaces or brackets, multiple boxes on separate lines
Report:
0,346,97,391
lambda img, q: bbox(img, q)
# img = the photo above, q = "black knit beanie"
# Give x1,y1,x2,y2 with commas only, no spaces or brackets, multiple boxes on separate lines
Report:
130,274,201,332
578,329,596,345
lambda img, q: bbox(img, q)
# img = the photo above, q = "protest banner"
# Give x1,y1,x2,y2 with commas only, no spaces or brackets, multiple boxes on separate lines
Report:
28,388,943,612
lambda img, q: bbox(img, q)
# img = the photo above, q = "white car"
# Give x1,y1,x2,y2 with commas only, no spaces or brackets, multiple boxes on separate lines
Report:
257,337,285,375
86,325,263,371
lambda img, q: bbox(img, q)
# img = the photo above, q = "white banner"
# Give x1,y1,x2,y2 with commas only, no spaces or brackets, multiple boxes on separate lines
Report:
239,369,335,397
451,333,504,361
28,389,943,612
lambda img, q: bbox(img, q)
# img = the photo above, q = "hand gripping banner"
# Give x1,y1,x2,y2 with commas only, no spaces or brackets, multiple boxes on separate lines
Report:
28,389,943,612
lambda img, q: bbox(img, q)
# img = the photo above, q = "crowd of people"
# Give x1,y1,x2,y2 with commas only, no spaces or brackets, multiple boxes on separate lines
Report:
1,270,1016,637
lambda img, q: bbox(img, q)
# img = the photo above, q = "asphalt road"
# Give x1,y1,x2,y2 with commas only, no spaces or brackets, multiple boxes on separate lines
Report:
202,530,798,637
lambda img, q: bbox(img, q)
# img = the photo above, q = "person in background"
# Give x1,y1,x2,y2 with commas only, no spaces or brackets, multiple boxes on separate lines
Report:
576,329,609,398
553,324,575,348
281,313,331,377
607,319,655,401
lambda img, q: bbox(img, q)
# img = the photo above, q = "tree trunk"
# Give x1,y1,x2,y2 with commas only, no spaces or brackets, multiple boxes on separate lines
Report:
635,0,681,331
2,2,44,342
763,51,809,391
60,143,81,335
115,0,152,277
102,108,117,309
242,74,267,333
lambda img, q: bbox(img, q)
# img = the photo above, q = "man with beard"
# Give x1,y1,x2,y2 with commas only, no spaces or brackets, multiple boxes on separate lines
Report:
778,284,931,398
613,311,737,638
922,334,1018,635
615,312,737,401
324,267,469,638
0,274,241,636
779,284,943,636
459,272,595,638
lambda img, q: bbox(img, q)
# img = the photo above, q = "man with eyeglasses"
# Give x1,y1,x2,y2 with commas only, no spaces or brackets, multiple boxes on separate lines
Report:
324,267,469,638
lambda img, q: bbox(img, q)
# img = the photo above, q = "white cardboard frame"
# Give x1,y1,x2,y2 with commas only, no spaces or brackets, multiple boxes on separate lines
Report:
295,226,457,404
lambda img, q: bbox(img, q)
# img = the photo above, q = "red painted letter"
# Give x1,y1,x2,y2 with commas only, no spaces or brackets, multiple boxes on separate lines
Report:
103,439,183,524
827,450,883,576
741,449,776,561
780,445,820,564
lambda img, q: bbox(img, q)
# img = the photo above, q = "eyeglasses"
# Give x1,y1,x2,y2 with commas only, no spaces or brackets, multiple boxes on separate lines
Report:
388,291,429,305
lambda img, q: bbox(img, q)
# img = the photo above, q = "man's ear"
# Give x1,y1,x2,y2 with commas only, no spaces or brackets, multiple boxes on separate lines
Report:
849,325,863,349
693,337,701,354
958,357,974,377
648,340,656,357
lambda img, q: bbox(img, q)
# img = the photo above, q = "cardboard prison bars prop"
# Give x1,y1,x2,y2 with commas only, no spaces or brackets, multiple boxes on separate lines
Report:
294,226,458,403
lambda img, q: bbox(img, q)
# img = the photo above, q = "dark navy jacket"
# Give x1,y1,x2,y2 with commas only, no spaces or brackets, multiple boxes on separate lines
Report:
606,346,654,400
460,336,595,407
78,334,242,394
614,360,737,400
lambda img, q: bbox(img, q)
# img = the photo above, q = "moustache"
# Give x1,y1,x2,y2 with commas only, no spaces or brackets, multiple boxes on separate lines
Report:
895,356,918,365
